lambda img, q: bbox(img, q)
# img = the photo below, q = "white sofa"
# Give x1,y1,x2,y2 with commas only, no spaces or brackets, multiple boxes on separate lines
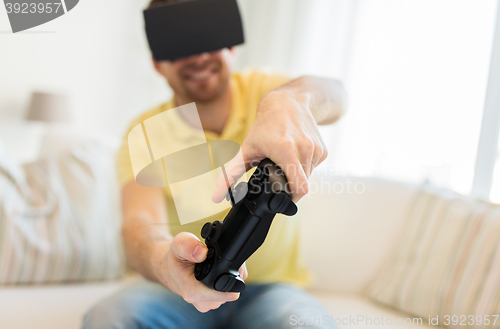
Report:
0,172,435,329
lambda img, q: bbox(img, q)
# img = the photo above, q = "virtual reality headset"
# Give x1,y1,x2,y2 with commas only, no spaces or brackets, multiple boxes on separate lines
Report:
144,0,245,61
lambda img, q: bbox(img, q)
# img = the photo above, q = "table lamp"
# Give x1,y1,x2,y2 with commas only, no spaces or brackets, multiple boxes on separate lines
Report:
26,92,71,123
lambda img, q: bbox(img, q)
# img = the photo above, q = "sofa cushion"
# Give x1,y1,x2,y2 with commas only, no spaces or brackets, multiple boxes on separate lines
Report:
0,139,124,284
0,275,433,329
299,174,417,293
0,275,139,329
312,290,435,328
366,185,500,328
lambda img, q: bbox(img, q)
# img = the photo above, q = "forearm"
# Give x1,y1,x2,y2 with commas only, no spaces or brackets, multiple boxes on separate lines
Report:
121,183,172,283
273,75,348,125
122,215,172,283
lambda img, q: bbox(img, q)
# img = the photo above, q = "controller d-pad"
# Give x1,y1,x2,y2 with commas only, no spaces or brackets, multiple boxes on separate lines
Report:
194,264,202,278
207,247,214,259
202,263,211,275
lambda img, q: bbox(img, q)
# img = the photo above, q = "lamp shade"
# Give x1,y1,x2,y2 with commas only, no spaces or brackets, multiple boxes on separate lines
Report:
26,92,71,123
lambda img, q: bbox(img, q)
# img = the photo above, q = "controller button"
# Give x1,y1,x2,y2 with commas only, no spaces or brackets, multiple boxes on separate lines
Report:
214,274,231,291
269,193,287,212
201,222,214,239
194,264,202,278
247,181,262,201
229,276,246,292
231,182,248,205
207,247,214,259
214,274,246,292
202,263,211,275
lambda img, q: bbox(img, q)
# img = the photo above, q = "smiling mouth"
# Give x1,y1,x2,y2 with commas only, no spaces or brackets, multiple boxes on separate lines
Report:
184,67,218,82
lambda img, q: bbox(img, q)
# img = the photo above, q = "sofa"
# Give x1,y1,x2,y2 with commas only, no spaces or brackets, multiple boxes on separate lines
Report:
2,128,498,329
0,165,435,329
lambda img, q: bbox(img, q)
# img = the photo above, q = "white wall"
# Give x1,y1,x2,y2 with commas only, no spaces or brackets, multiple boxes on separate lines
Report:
0,0,356,142
0,0,170,140
0,0,355,143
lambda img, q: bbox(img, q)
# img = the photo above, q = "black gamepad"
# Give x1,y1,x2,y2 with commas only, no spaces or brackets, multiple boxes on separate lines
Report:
194,158,298,292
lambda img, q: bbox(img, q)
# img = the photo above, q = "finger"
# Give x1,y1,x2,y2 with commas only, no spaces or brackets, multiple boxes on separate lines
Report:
212,149,259,203
319,141,329,164
311,143,326,174
307,142,315,177
194,301,224,313
239,262,248,281
183,280,240,304
275,154,309,202
296,137,315,178
313,136,328,169
171,232,207,263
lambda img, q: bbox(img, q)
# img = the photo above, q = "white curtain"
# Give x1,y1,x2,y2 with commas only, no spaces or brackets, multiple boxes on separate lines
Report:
235,0,498,197
234,0,359,80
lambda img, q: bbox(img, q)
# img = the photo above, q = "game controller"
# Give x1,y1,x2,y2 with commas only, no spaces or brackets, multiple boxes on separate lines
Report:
194,158,298,292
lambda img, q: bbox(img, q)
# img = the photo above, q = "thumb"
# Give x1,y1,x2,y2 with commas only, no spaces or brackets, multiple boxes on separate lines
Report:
239,262,248,281
171,232,207,263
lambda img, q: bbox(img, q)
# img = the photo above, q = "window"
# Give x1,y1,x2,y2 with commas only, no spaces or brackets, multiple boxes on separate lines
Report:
236,0,500,199
332,0,498,196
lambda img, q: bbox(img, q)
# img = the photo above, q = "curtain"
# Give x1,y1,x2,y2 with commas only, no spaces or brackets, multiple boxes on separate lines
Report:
236,0,498,197
234,0,359,80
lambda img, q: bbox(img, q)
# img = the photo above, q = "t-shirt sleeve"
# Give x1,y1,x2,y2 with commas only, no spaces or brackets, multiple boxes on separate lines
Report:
115,121,137,188
259,71,292,98
236,70,292,117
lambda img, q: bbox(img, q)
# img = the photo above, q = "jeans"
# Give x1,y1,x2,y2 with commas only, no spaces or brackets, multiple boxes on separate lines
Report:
82,280,336,329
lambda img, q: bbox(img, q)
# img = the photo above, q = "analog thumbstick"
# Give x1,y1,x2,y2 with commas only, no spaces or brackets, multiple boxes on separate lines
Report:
201,222,214,240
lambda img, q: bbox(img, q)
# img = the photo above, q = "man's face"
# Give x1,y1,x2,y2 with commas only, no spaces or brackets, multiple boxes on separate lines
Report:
154,48,235,103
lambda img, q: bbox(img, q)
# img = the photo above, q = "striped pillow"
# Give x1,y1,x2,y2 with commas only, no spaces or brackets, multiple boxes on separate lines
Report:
366,185,500,328
0,140,124,284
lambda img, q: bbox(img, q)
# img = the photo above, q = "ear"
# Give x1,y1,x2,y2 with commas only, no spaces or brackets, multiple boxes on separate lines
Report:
229,46,237,56
152,55,161,75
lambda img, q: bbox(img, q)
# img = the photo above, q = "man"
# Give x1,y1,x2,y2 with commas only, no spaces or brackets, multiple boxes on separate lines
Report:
83,0,347,328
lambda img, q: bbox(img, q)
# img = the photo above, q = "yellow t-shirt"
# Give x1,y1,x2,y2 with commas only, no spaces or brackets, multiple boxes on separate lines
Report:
116,70,312,287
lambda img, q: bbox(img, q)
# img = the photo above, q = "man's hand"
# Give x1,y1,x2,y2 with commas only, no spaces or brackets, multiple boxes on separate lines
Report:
151,232,248,313
212,76,347,203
